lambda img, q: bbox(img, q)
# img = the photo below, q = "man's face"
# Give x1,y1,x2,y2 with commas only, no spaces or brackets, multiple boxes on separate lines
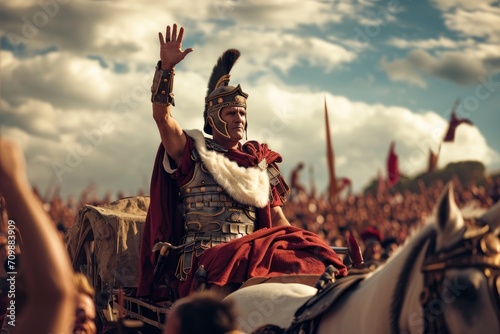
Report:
73,293,96,334
364,239,383,261
219,106,246,140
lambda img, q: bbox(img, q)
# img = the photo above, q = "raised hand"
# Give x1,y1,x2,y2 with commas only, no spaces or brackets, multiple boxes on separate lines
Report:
158,23,194,70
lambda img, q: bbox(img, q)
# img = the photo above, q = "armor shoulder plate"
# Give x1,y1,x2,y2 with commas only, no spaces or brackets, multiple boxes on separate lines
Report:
267,164,290,202
267,164,281,187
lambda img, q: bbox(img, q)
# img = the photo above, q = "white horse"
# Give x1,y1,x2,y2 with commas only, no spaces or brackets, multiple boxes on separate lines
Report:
226,183,500,334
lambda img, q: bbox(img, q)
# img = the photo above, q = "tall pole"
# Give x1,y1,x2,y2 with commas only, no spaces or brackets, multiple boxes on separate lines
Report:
324,97,337,204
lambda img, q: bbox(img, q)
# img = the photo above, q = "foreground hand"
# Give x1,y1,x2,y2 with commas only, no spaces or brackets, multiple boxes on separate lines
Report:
159,23,194,69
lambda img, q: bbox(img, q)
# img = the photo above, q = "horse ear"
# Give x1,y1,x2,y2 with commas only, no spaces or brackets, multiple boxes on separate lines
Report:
479,200,500,234
434,181,465,250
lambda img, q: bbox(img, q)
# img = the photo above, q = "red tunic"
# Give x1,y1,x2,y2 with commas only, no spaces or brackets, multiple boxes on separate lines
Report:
137,132,346,298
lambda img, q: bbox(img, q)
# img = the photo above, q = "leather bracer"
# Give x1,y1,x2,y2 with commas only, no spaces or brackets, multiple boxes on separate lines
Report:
151,61,175,106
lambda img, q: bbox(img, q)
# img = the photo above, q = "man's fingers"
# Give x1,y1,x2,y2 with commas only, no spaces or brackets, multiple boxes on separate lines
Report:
182,48,194,57
178,27,185,42
172,23,178,42
166,25,171,42
161,24,189,50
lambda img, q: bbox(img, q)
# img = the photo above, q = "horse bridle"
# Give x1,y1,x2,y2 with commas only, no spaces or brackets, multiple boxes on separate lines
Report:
394,222,500,334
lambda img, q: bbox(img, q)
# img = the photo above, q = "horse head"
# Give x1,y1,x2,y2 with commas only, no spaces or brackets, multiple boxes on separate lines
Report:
400,182,500,333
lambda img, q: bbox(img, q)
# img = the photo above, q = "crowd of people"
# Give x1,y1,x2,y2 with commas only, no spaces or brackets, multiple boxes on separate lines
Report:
2,160,497,268
5,163,497,256
1,160,498,271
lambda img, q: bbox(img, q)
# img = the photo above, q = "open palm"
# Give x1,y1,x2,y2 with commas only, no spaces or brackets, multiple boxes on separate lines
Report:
158,23,193,69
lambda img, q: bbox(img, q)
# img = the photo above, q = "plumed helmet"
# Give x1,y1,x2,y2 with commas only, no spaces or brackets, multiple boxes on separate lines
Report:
203,49,249,138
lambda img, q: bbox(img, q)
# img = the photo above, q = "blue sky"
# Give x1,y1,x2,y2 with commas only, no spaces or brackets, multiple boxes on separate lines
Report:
1,0,499,200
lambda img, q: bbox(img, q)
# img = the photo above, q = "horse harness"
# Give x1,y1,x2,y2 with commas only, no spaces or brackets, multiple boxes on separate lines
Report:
284,266,366,334
392,222,500,334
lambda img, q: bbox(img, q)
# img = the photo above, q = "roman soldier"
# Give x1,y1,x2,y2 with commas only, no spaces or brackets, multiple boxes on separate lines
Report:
137,24,347,300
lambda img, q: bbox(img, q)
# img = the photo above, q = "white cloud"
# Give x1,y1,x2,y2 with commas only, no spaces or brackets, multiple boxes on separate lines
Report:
431,0,498,11
443,7,500,43
429,0,500,43
387,37,476,50
379,53,428,88
380,49,488,87
215,0,343,28
393,1,498,87
1,50,149,110
181,29,355,80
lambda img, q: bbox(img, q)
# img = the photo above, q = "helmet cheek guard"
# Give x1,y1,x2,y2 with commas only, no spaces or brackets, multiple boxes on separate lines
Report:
206,109,228,138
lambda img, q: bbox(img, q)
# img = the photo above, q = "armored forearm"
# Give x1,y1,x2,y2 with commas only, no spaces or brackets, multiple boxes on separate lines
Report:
151,61,175,106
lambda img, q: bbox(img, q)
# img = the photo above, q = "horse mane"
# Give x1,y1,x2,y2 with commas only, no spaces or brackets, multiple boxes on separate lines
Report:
389,226,436,334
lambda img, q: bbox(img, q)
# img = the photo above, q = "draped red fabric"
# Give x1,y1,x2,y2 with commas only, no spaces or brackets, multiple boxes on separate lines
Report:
241,140,283,167
387,141,399,187
443,111,473,142
136,143,185,298
137,132,305,298
178,225,348,296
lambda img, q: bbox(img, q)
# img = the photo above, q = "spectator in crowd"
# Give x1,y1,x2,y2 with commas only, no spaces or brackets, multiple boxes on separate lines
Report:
290,162,307,197
73,273,97,334
381,237,398,261
359,227,384,269
164,290,244,334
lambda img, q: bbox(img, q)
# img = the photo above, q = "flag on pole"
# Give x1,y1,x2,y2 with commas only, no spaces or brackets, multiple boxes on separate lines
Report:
337,177,352,195
443,99,473,142
387,141,399,187
427,144,441,173
324,97,337,203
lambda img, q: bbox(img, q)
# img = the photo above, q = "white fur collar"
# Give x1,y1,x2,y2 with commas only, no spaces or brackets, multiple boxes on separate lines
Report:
185,129,270,208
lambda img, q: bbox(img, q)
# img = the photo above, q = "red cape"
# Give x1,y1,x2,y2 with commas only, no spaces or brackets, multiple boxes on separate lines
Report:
179,225,348,296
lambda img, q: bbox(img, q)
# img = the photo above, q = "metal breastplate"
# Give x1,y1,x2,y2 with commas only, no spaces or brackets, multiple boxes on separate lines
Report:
176,142,257,280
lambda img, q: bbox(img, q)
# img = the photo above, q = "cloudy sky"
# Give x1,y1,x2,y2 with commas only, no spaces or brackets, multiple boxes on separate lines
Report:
1,0,499,200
